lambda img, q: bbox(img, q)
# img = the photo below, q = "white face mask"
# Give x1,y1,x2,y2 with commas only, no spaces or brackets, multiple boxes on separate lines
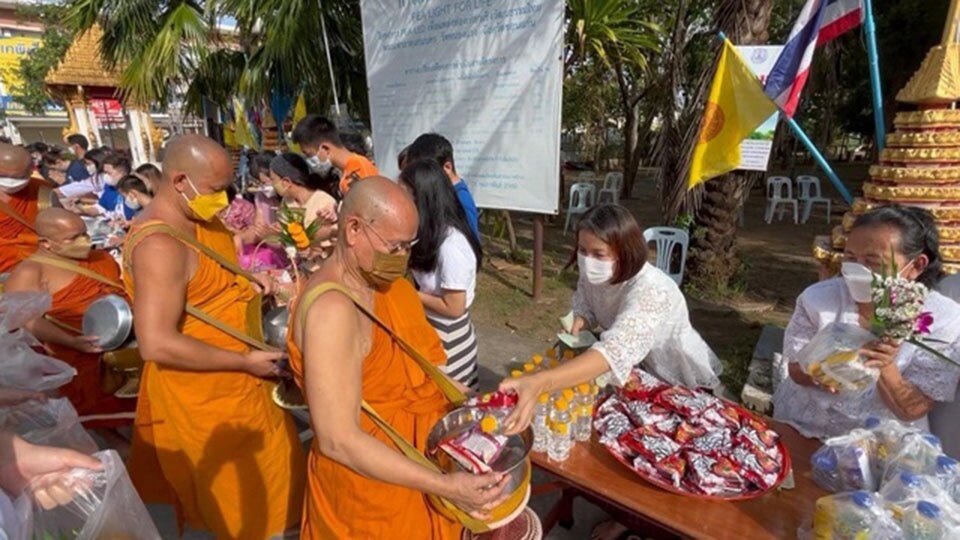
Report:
102,173,119,186
306,155,333,175
0,176,28,194
124,196,141,210
86,164,97,175
841,262,874,303
578,253,616,285
261,185,277,198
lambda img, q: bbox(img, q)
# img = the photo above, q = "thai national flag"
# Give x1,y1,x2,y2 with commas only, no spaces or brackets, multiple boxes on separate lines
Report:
764,0,862,117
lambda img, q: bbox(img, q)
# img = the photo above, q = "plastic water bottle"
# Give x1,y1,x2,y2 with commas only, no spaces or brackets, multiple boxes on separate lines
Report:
573,383,593,442
546,347,558,360
532,393,550,453
548,398,572,462
901,501,946,540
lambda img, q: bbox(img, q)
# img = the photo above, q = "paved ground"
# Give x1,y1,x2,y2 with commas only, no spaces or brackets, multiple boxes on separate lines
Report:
148,322,609,539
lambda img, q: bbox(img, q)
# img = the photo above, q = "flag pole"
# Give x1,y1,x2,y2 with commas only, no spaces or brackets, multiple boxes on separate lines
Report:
782,115,854,203
716,32,854,204
862,0,886,152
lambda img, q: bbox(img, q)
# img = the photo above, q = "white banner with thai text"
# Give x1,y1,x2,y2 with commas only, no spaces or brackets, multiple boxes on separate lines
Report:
736,45,783,171
360,0,564,213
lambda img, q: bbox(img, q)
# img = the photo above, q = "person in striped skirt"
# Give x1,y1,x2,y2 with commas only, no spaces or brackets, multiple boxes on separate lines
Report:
400,160,483,390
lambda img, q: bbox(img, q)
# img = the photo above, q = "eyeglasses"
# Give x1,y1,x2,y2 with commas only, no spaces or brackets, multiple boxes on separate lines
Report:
359,218,418,254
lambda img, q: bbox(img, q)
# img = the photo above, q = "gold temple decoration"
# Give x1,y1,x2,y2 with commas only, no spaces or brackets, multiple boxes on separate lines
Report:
814,0,960,274
897,0,960,104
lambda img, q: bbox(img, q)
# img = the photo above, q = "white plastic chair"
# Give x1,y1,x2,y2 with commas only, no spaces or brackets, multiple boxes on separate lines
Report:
796,175,831,224
764,176,798,224
579,171,598,182
643,226,689,286
598,172,624,205
564,182,596,234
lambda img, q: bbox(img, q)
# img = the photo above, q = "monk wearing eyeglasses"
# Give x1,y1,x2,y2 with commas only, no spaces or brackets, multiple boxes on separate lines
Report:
288,177,509,539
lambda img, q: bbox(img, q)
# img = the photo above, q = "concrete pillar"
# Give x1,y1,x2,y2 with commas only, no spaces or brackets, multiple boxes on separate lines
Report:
125,107,147,165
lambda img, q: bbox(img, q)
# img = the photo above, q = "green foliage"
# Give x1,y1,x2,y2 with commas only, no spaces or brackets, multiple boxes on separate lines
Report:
13,4,71,115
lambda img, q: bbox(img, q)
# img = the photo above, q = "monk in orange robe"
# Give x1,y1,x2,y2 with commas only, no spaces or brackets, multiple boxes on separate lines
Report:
5,208,136,427
289,177,508,539
0,144,47,273
123,134,305,539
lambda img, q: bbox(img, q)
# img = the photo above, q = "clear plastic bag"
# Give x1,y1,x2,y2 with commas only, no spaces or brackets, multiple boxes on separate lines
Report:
22,450,161,540
934,455,960,505
884,433,944,486
880,471,952,521
812,491,902,539
0,399,97,454
0,291,76,392
797,322,878,392
900,500,960,539
811,429,878,492
865,416,922,480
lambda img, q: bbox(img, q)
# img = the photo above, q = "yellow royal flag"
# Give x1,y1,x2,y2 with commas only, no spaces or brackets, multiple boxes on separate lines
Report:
688,40,777,190
233,98,259,150
289,94,308,153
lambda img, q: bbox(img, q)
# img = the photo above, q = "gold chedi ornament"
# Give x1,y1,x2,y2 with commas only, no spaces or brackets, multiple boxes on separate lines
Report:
814,0,960,275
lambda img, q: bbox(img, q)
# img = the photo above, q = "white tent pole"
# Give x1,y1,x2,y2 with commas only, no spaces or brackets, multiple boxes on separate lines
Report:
319,0,341,119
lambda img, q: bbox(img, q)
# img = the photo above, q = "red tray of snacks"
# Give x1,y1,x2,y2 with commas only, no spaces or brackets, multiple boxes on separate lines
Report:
593,369,792,501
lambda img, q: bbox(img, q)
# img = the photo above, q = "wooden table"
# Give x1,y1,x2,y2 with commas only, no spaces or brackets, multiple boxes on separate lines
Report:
531,422,825,539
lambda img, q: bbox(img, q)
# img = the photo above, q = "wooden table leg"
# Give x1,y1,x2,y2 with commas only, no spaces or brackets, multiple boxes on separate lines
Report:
539,487,578,534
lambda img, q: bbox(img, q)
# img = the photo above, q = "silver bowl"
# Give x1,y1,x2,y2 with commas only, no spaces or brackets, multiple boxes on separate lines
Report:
82,294,133,351
426,407,532,497
263,306,289,349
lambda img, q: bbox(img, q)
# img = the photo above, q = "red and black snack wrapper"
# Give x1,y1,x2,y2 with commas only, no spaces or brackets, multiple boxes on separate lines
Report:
656,387,721,417
464,390,518,410
622,369,669,400
624,400,673,427
690,428,733,456
735,425,779,458
700,404,742,430
619,426,682,463
731,445,780,490
655,453,687,487
674,420,709,444
684,451,745,496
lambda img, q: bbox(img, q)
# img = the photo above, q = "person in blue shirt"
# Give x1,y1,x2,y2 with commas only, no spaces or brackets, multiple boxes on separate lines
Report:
64,134,92,184
96,153,137,220
402,133,480,241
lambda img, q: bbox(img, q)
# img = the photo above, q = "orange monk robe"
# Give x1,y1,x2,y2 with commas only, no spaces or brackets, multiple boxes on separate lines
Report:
123,219,306,540
0,178,45,273
339,153,379,196
289,279,462,540
40,250,136,427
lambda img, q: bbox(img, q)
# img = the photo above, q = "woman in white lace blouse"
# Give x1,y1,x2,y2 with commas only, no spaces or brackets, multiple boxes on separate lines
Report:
773,205,960,440
500,205,722,433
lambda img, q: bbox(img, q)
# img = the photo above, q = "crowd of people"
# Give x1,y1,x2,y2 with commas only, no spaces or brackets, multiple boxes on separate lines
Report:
1,114,960,539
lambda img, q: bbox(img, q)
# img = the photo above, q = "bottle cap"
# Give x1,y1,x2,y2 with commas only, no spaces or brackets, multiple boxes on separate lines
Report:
555,398,570,411
562,389,575,402
577,383,591,395
523,363,535,373
538,393,550,404
563,350,575,359
864,416,881,429
851,491,873,508
546,348,558,358
480,415,498,433
937,455,959,471
532,354,544,365
900,472,921,487
549,360,560,369
917,500,941,519
511,370,523,378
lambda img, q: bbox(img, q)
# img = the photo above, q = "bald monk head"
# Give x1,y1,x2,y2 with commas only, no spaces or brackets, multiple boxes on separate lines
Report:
337,176,418,289
35,208,92,260
159,134,234,222
0,143,34,194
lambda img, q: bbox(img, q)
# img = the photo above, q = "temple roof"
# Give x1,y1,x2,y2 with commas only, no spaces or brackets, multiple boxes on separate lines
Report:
45,25,123,88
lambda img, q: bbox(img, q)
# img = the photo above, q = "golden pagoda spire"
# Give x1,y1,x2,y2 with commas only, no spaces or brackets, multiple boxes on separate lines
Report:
897,0,960,105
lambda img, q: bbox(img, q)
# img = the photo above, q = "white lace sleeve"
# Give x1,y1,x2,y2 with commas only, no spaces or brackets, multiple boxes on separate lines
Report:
902,342,960,402
783,294,819,363
591,282,672,385
571,284,597,328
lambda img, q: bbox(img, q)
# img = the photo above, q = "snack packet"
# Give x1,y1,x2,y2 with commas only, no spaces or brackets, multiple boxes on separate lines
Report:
438,426,509,474
811,429,878,492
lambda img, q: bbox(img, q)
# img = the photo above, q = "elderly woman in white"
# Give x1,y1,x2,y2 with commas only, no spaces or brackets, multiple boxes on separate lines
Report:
499,204,721,435
774,205,960,441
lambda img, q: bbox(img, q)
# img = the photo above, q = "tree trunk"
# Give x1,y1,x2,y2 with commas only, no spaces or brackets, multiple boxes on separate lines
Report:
621,100,641,198
686,0,773,291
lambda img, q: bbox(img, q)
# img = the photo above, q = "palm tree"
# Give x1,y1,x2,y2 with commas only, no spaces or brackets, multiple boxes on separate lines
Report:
654,0,775,291
63,0,366,119
565,0,663,198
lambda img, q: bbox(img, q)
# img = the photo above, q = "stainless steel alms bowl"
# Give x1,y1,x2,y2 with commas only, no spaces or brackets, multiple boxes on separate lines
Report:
426,407,532,495
263,306,290,349
82,294,133,351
